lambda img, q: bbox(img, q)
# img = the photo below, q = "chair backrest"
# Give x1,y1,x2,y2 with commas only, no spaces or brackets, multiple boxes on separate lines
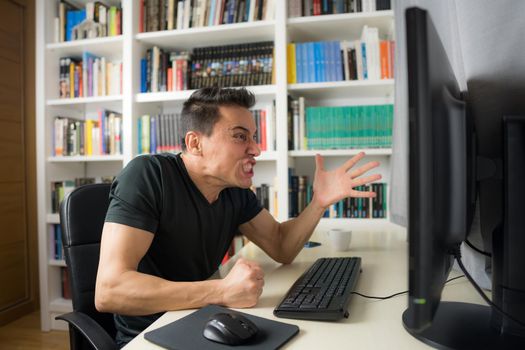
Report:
60,183,116,339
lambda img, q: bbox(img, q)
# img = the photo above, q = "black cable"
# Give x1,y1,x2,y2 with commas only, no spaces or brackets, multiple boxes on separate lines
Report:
453,249,525,328
352,290,407,300
352,275,465,300
465,239,491,257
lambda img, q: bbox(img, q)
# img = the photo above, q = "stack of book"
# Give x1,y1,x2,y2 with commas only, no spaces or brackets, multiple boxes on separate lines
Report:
139,0,276,32
59,53,122,99
252,183,277,217
140,41,274,92
325,183,387,218
53,110,123,157
288,171,388,218
287,27,394,83
138,106,275,154
55,1,122,42
141,48,190,93
137,113,184,154
288,100,393,150
288,0,391,17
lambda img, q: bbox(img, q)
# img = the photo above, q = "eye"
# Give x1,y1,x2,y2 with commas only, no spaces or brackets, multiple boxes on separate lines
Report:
234,133,247,141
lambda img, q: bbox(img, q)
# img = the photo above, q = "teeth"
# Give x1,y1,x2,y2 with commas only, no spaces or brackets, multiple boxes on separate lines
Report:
243,163,253,172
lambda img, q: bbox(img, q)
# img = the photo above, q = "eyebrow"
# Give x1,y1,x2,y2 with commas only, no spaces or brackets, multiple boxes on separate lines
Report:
229,126,252,133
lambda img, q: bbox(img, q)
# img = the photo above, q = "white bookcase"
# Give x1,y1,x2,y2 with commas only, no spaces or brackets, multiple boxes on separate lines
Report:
36,0,395,331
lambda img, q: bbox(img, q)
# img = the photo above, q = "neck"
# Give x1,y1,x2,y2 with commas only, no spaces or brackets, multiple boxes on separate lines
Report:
180,152,224,203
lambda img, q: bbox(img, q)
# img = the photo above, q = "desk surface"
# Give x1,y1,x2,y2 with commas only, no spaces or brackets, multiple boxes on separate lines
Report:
124,224,485,349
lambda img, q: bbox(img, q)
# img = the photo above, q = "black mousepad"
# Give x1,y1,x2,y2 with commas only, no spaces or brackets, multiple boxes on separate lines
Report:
144,305,299,350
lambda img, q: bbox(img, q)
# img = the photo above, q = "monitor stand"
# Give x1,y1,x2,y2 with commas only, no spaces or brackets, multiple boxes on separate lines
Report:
402,302,525,349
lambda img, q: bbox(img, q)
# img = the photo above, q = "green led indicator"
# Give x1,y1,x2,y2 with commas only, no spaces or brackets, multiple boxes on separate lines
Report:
414,298,426,305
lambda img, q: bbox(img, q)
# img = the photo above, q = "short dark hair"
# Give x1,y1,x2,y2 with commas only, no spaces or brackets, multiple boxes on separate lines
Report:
180,87,256,150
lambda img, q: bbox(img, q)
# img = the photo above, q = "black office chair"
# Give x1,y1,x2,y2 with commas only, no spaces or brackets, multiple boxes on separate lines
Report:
57,183,116,350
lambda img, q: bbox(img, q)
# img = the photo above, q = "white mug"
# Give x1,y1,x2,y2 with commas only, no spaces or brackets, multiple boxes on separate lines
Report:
327,229,352,251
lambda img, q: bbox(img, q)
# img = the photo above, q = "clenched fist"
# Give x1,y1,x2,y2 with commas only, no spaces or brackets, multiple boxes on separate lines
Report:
218,258,264,308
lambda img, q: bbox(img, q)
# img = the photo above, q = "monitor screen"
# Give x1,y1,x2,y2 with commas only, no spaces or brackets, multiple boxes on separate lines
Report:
403,5,471,332
402,7,525,348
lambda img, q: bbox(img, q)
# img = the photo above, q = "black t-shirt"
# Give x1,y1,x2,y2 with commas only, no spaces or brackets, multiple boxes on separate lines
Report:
104,153,262,346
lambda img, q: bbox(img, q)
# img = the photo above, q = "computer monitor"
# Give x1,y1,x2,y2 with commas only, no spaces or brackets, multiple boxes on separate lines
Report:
402,7,525,348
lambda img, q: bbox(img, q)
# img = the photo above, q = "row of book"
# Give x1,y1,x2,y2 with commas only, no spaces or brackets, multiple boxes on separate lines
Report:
288,99,393,150
252,183,277,216
140,0,275,32
140,41,274,92
137,106,275,155
50,177,115,214
287,26,394,83
252,108,276,152
141,48,190,92
288,172,387,218
59,53,122,98
325,183,388,218
288,0,391,17
55,1,122,42
191,42,274,89
53,111,123,157
138,114,183,154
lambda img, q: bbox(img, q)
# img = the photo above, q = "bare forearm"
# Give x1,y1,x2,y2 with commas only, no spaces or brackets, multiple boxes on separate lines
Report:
95,271,222,315
276,199,327,263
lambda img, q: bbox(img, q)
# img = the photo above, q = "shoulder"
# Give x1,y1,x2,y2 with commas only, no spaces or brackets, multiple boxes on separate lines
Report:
122,153,179,176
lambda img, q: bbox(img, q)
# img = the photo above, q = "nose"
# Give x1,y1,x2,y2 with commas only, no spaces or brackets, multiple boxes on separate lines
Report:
248,137,261,157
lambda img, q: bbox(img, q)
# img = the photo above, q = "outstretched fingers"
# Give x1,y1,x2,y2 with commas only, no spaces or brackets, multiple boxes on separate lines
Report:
349,161,380,179
342,152,366,172
350,189,378,198
351,173,382,188
315,153,325,172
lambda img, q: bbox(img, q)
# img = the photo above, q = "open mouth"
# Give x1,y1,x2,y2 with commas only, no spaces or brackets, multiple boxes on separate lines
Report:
242,160,256,176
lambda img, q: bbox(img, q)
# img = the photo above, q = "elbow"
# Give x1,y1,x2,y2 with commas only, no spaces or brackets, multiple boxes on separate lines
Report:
94,279,117,313
94,287,110,313
273,251,296,265
277,256,295,265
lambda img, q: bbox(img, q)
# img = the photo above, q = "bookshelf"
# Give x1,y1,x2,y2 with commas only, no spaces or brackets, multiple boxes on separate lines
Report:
36,0,395,331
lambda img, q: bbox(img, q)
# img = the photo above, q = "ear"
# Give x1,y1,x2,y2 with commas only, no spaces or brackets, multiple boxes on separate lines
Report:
185,131,202,156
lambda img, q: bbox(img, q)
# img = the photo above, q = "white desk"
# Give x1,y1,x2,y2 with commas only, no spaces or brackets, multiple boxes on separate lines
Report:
124,224,486,349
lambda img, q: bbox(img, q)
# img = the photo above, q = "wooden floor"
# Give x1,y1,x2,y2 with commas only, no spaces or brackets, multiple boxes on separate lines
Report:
0,311,69,350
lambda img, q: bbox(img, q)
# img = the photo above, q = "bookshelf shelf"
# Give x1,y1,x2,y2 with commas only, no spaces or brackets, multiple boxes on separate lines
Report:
136,20,275,50
46,35,124,57
47,155,124,162
257,151,278,161
287,10,394,41
136,85,277,104
288,80,394,99
49,259,67,267
47,213,60,224
289,149,392,157
50,298,72,313
46,95,123,106
319,218,391,227
37,0,395,331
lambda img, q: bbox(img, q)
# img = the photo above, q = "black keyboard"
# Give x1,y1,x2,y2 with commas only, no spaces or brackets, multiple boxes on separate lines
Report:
273,257,361,321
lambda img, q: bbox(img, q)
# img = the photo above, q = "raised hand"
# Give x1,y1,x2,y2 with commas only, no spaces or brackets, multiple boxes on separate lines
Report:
312,152,382,210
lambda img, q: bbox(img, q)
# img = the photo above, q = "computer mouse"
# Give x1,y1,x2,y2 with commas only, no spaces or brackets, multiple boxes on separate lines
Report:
203,312,259,345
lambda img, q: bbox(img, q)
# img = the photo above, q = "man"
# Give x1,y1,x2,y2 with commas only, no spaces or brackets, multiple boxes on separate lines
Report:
95,87,381,346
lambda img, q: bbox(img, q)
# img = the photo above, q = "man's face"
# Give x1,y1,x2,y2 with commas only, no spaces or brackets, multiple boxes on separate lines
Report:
200,105,261,189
